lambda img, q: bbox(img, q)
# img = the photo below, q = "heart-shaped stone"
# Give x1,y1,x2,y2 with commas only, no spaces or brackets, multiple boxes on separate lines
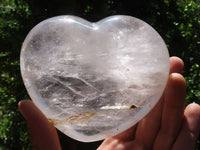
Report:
20,15,169,142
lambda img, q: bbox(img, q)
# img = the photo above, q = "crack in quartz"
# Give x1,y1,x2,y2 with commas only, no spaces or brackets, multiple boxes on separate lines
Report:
100,104,139,110
52,75,99,98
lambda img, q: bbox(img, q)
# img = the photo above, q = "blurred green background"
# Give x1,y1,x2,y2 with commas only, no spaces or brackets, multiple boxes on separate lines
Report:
0,0,200,149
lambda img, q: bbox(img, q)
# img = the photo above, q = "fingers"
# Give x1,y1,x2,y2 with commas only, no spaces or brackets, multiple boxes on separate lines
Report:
97,125,137,150
154,73,186,150
19,100,61,150
98,140,144,150
133,56,184,149
172,103,200,150
111,125,137,141
98,57,185,150
169,56,184,74
134,94,164,149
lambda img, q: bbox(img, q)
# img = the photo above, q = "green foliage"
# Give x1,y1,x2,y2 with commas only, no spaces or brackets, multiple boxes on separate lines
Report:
0,0,32,149
0,0,200,149
185,63,200,105
185,63,200,149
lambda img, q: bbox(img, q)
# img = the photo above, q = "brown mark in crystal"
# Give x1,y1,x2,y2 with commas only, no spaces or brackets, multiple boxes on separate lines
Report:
120,91,123,100
48,111,99,126
129,105,138,109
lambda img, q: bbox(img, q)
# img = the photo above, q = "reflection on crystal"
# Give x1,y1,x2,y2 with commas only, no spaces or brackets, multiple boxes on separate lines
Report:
20,15,169,142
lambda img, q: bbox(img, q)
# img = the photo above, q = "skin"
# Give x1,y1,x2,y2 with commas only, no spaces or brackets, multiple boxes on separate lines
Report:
19,57,200,150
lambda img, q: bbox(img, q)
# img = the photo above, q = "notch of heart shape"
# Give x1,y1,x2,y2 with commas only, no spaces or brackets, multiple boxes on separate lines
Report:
20,15,169,142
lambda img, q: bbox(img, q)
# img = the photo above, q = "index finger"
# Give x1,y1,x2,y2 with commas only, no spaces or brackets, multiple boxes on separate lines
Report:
19,100,61,150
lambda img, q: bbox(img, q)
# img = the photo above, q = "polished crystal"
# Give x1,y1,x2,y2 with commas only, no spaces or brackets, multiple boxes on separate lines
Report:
20,15,169,142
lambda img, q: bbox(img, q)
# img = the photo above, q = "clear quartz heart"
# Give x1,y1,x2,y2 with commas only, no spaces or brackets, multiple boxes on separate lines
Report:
20,15,169,142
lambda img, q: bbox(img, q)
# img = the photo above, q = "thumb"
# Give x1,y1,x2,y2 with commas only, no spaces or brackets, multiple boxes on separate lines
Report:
19,100,61,150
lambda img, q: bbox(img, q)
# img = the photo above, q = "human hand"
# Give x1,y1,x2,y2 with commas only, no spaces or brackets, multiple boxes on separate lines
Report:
19,57,200,150
98,57,200,150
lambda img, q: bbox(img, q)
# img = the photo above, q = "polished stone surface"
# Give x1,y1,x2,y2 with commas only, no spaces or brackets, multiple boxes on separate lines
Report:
20,15,169,142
